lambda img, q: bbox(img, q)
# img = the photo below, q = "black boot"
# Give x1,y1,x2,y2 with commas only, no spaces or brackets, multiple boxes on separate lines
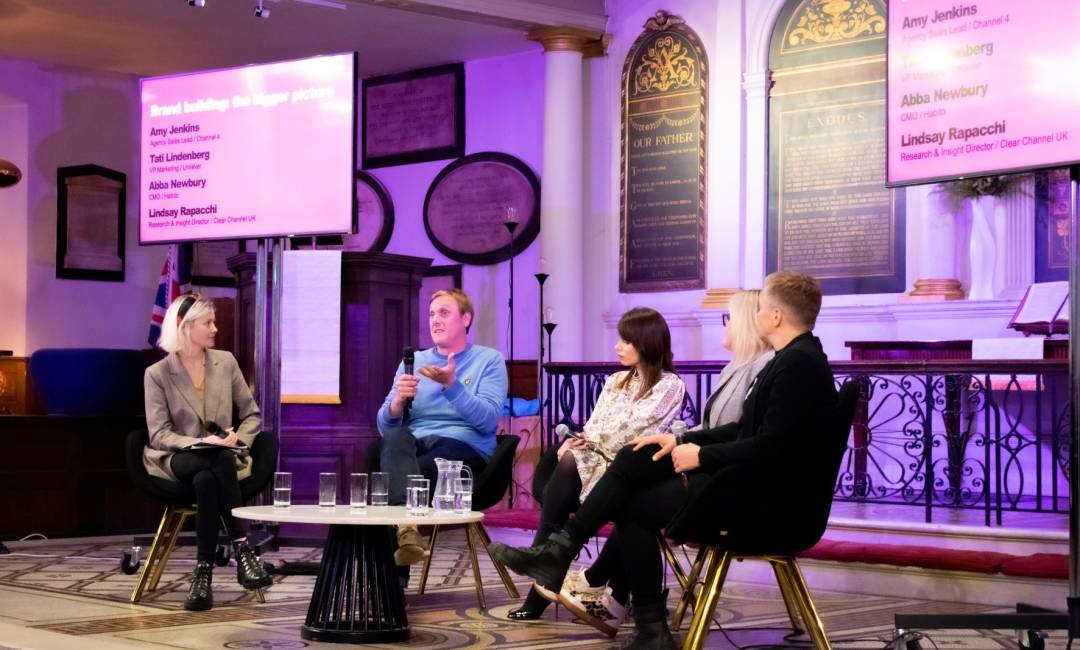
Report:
489,530,576,597
184,561,214,611
234,541,272,590
617,601,677,650
507,586,551,620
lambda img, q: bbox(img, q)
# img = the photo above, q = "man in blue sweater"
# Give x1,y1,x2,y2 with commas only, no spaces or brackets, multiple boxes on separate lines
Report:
377,289,508,564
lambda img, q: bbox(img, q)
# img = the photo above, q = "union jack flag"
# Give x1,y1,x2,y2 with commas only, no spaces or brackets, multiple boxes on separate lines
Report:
148,244,192,347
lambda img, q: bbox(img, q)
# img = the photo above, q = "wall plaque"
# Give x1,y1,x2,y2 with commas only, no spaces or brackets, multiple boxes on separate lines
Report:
362,63,465,169
291,171,393,252
766,0,905,295
56,164,125,282
423,152,540,266
619,12,707,293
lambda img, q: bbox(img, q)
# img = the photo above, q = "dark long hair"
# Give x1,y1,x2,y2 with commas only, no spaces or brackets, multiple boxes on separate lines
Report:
616,307,675,401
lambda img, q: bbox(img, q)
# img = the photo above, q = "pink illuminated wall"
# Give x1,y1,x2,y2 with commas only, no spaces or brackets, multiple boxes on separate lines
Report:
888,1,1080,185
139,53,356,243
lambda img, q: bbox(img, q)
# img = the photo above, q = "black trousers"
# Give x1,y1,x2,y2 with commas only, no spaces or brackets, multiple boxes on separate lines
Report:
170,449,244,563
379,426,487,506
565,444,689,611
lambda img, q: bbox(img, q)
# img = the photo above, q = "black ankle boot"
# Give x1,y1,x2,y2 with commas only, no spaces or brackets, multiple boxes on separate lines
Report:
507,587,551,620
234,541,272,590
184,561,214,611
489,530,576,595
617,602,677,650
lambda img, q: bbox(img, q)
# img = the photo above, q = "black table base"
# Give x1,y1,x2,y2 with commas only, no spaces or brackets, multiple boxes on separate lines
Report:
301,524,409,643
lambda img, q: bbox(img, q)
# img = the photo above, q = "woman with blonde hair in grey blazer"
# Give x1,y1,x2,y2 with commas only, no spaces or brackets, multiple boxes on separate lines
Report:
143,293,272,611
552,289,773,636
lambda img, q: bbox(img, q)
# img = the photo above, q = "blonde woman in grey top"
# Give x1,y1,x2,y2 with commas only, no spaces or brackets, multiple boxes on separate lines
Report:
551,289,773,637
696,289,774,431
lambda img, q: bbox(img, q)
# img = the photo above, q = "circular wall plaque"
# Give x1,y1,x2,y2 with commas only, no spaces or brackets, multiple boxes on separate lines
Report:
344,171,394,252
423,152,540,265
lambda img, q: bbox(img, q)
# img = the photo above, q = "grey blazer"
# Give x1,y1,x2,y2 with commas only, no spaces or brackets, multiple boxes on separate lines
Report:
695,351,775,430
142,348,261,481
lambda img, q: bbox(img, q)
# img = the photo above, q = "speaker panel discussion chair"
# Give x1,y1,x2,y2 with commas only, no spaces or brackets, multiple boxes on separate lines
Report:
671,380,859,650
416,433,522,608
124,427,278,603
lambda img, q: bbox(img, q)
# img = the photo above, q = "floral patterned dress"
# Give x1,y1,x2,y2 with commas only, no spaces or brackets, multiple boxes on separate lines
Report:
572,370,685,500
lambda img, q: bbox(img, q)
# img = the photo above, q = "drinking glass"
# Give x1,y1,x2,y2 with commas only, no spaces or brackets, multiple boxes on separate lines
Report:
411,478,430,517
371,472,389,508
404,474,424,512
319,472,337,508
350,473,368,510
454,477,473,514
273,472,291,508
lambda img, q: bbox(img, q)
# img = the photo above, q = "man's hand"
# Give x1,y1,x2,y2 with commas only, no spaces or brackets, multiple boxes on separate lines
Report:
418,352,457,388
630,433,677,461
390,373,421,412
671,443,701,473
557,436,586,461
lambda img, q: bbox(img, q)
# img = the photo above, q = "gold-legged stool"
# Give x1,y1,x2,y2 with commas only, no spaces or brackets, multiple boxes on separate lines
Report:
417,521,519,609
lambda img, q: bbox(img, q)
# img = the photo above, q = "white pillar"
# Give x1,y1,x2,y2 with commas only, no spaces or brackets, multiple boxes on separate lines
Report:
998,177,1035,299
741,71,770,289
529,28,592,361
901,184,964,301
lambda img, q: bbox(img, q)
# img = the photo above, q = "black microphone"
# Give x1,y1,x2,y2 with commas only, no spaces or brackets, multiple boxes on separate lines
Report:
402,347,415,411
206,422,226,438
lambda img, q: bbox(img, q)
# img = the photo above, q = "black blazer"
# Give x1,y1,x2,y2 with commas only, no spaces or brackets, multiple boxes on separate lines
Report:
667,331,837,548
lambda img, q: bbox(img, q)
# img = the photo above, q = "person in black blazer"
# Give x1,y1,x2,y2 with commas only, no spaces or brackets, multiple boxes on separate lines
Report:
491,272,837,650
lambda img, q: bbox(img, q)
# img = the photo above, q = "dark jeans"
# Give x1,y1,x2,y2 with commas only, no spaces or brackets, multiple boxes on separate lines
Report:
565,444,688,611
170,449,244,563
527,453,628,607
379,426,487,506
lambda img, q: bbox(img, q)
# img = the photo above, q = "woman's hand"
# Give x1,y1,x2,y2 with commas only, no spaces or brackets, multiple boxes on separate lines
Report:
671,443,701,473
204,430,239,447
630,433,677,461
557,436,586,461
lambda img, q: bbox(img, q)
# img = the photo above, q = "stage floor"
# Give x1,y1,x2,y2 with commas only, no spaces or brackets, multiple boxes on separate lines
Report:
0,526,1066,649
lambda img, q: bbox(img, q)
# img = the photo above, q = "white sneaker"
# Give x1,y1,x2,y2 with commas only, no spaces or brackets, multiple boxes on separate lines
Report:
559,581,626,638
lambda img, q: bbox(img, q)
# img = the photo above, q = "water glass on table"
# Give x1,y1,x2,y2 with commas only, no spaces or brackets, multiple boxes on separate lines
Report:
404,474,424,512
371,472,389,508
273,472,292,508
350,473,368,510
319,472,337,508
409,478,430,517
453,477,473,514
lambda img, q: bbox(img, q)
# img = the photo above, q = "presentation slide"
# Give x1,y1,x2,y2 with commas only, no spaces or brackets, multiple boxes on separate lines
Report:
139,53,356,243
887,2,1080,186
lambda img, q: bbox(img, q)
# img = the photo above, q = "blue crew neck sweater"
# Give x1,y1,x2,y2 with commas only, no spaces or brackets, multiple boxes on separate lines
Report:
376,343,507,458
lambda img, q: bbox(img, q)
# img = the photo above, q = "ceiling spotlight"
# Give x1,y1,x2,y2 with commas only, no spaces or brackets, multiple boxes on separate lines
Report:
254,1,269,18
187,0,205,6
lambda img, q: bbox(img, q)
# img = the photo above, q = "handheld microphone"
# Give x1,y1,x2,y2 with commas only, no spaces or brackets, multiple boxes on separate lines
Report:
402,347,415,411
555,423,570,439
670,420,688,436
206,422,226,438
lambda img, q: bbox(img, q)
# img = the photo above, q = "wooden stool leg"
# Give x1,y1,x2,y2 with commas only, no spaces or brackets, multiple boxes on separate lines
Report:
779,559,832,650
683,548,732,650
131,507,178,603
671,545,706,630
473,522,519,599
770,559,804,634
464,523,486,609
417,525,440,595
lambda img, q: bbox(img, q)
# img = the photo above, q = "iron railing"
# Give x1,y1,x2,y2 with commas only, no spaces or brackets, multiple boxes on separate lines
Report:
542,359,1070,525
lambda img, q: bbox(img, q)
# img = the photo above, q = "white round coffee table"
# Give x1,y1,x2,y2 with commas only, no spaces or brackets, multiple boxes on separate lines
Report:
234,505,482,644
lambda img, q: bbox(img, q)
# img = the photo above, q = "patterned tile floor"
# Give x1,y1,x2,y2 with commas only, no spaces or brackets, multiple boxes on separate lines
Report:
0,527,1068,649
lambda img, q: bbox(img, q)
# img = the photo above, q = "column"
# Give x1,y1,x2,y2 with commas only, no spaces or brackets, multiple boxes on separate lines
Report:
901,184,964,301
740,71,770,291
528,28,600,360
997,177,1035,299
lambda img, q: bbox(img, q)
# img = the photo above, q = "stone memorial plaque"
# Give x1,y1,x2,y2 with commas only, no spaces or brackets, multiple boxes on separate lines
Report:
620,12,707,293
423,153,539,265
363,63,464,169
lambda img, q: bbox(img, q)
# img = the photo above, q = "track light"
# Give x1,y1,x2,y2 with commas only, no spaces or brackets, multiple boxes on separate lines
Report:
187,0,205,6
254,1,269,18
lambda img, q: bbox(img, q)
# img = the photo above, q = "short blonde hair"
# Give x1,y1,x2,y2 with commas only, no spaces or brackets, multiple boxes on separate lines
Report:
765,272,822,329
727,290,770,368
430,289,474,332
158,294,214,354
